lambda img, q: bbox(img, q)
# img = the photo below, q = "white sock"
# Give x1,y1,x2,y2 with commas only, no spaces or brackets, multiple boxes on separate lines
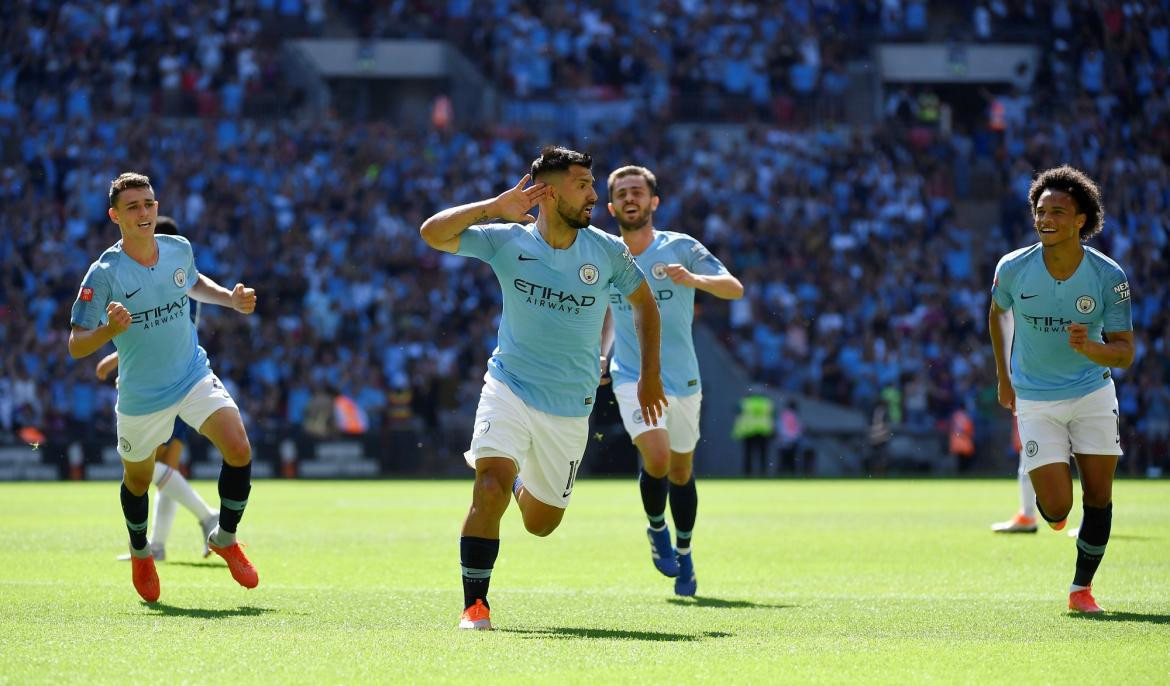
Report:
152,462,215,521
1019,464,1036,518
210,525,236,547
1070,584,1089,592
151,492,178,547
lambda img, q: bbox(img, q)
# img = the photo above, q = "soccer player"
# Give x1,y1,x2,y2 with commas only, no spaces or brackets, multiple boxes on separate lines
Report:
69,173,260,602
600,165,743,596
100,216,219,562
989,165,1133,614
419,146,667,630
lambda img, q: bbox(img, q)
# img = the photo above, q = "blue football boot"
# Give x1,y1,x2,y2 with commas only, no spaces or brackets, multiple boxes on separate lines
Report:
674,551,696,596
647,525,679,577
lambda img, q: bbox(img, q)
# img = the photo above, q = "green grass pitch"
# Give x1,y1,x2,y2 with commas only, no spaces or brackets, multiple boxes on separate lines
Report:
1,479,1167,684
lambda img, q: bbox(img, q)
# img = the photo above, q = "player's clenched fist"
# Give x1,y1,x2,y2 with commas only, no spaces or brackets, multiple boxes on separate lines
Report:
1067,322,1088,353
232,283,257,314
106,302,131,334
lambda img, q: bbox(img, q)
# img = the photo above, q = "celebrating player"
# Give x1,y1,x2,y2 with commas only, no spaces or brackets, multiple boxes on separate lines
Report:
420,146,667,630
601,165,743,596
101,216,220,561
989,165,1133,613
69,173,260,602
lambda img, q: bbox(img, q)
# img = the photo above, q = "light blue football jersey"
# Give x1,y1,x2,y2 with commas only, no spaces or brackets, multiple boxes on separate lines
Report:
609,230,729,396
70,235,210,415
457,222,645,417
991,243,1132,401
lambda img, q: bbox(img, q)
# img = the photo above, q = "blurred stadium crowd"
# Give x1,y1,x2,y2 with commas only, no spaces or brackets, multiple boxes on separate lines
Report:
1,0,1167,474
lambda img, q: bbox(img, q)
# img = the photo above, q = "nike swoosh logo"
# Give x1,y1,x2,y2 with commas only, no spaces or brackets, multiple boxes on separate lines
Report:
1020,293,1038,299
518,255,538,261
562,490,573,498
124,288,142,299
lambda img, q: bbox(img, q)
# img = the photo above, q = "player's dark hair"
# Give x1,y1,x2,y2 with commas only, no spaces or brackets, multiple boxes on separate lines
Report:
1028,165,1104,242
530,145,592,181
108,172,153,208
155,215,180,236
607,165,658,198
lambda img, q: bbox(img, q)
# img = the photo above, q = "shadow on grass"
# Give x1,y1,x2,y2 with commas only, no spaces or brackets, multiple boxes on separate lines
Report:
666,596,794,610
1109,534,1159,542
1069,611,1170,624
163,561,223,569
499,627,732,642
140,603,278,619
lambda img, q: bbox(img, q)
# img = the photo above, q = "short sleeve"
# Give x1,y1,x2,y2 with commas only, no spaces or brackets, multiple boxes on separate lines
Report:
70,261,112,329
1102,267,1132,333
185,238,199,291
455,223,519,262
991,254,1014,310
684,237,729,276
608,239,645,297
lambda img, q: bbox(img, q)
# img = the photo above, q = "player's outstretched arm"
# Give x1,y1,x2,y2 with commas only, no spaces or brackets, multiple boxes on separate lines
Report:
95,351,120,380
190,274,256,314
420,175,549,253
664,265,744,299
68,302,131,359
626,281,667,426
988,301,1015,412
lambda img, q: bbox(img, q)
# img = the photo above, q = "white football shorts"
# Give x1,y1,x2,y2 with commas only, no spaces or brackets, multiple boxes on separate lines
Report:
613,383,701,453
1016,380,1122,472
116,373,238,462
465,373,589,508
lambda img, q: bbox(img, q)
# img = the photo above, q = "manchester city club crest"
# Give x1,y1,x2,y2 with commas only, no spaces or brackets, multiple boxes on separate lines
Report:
173,268,187,288
119,437,132,453
651,262,668,280
1076,295,1096,314
579,263,599,285
474,420,490,437
632,409,644,425
1025,440,1038,457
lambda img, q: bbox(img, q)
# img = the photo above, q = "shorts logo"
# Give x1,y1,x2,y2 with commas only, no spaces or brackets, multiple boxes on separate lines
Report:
119,437,132,453
1025,440,1038,457
173,268,187,288
1076,295,1095,314
473,420,490,437
632,409,643,425
579,264,599,285
651,262,668,280
80,286,94,302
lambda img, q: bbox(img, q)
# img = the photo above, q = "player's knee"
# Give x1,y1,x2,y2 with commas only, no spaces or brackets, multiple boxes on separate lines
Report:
220,436,252,466
1082,489,1112,509
124,472,152,495
667,464,692,484
643,452,670,477
1044,497,1073,521
473,474,512,511
523,517,559,537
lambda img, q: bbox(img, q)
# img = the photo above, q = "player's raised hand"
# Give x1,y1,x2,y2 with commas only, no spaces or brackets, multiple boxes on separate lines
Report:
1067,322,1088,353
232,283,257,314
491,175,549,224
106,302,131,335
637,374,669,427
664,264,698,287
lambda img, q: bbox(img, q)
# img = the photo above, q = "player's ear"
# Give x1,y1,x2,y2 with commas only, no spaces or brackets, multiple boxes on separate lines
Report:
107,207,119,225
607,202,617,217
650,195,660,212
